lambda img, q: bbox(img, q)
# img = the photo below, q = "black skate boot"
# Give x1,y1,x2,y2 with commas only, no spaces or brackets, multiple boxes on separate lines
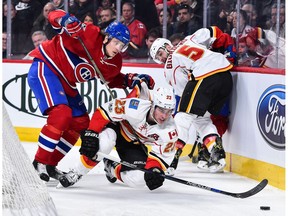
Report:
33,160,50,182
46,165,66,180
209,137,226,173
59,169,82,188
103,158,118,183
196,144,211,171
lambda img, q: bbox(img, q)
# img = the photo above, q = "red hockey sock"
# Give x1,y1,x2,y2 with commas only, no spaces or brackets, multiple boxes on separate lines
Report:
35,124,62,164
48,129,80,166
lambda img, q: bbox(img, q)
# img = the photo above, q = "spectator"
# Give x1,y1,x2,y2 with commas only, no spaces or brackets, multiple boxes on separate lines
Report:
207,0,231,32
51,0,64,10
179,0,203,19
2,2,18,57
12,0,43,56
23,31,48,60
241,3,258,27
128,27,162,62
2,32,7,58
154,0,177,14
245,27,285,68
95,0,115,24
237,36,255,66
2,1,17,32
168,33,185,46
31,2,57,40
121,1,147,59
173,4,200,36
133,0,160,31
230,9,253,38
266,3,285,38
81,12,95,24
225,10,235,34
69,0,96,23
98,7,116,30
157,8,174,38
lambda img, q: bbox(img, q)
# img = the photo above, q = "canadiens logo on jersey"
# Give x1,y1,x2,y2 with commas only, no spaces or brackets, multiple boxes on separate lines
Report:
129,99,140,110
168,129,178,140
74,63,96,82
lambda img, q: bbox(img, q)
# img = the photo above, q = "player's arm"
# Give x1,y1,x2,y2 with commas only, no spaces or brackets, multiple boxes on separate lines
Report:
144,156,165,191
48,9,85,38
79,99,126,160
212,33,237,64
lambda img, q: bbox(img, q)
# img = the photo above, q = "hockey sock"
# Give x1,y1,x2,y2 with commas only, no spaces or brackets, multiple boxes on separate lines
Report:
35,124,62,164
48,129,80,166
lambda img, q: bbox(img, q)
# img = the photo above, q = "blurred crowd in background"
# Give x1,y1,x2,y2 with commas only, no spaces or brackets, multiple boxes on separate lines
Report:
2,0,285,68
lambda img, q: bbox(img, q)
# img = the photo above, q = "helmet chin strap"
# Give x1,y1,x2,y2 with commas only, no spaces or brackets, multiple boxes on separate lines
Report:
148,106,159,125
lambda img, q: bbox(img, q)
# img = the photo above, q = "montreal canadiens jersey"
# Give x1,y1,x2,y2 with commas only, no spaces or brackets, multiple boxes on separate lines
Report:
99,97,178,158
164,35,233,97
29,10,125,96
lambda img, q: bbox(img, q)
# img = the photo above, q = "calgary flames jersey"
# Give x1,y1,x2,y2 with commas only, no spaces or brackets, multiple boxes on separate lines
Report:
164,35,233,97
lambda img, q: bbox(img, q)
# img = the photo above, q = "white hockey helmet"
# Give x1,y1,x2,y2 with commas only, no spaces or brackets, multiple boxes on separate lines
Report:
150,38,172,64
153,87,176,111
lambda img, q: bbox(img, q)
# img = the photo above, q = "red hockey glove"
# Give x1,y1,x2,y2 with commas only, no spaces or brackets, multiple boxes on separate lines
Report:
124,73,155,90
59,13,85,38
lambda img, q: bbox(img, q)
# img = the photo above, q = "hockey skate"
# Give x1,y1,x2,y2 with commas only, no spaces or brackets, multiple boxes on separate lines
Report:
46,165,66,180
208,137,226,173
196,144,211,171
58,169,82,188
33,160,50,182
103,158,117,183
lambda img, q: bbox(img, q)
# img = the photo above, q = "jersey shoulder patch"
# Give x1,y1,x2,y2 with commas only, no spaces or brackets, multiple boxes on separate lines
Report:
128,99,140,110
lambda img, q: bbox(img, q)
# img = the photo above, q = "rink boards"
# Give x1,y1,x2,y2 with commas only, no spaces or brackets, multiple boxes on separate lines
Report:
2,60,285,190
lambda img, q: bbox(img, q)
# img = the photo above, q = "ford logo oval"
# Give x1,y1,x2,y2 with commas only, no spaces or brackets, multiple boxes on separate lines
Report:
256,84,285,150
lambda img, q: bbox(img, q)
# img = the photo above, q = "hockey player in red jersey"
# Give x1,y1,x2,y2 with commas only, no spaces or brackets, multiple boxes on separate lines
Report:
28,9,155,182
150,33,233,173
58,83,178,190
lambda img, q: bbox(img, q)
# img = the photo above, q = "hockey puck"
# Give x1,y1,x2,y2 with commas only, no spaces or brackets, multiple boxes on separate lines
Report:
260,206,270,210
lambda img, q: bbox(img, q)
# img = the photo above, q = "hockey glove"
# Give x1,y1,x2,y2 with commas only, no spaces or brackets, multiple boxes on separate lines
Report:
59,13,85,38
79,130,99,160
144,167,165,190
124,73,155,90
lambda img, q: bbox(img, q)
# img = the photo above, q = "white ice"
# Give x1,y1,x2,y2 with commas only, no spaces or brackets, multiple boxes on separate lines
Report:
23,142,285,216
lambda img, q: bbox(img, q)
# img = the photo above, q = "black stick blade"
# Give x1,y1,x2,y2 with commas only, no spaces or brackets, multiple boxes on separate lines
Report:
230,179,268,198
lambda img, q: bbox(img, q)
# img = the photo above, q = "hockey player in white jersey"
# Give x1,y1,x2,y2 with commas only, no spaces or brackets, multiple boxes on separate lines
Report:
59,83,179,190
150,35,233,173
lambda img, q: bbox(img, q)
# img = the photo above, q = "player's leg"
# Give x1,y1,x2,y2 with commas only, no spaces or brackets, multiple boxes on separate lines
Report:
47,93,89,180
207,71,233,172
178,75,229,173
103,134,148,188
59,125,118,187
28,60,72,181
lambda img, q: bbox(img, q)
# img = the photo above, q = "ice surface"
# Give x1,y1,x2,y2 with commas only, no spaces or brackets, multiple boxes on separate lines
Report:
22,143,285,216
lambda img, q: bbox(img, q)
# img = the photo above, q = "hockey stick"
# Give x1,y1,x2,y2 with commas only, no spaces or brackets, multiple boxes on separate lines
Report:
169,148,183,170
97,152,268,198
78,37,116,99
78,37,148,155
170,139,199,168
